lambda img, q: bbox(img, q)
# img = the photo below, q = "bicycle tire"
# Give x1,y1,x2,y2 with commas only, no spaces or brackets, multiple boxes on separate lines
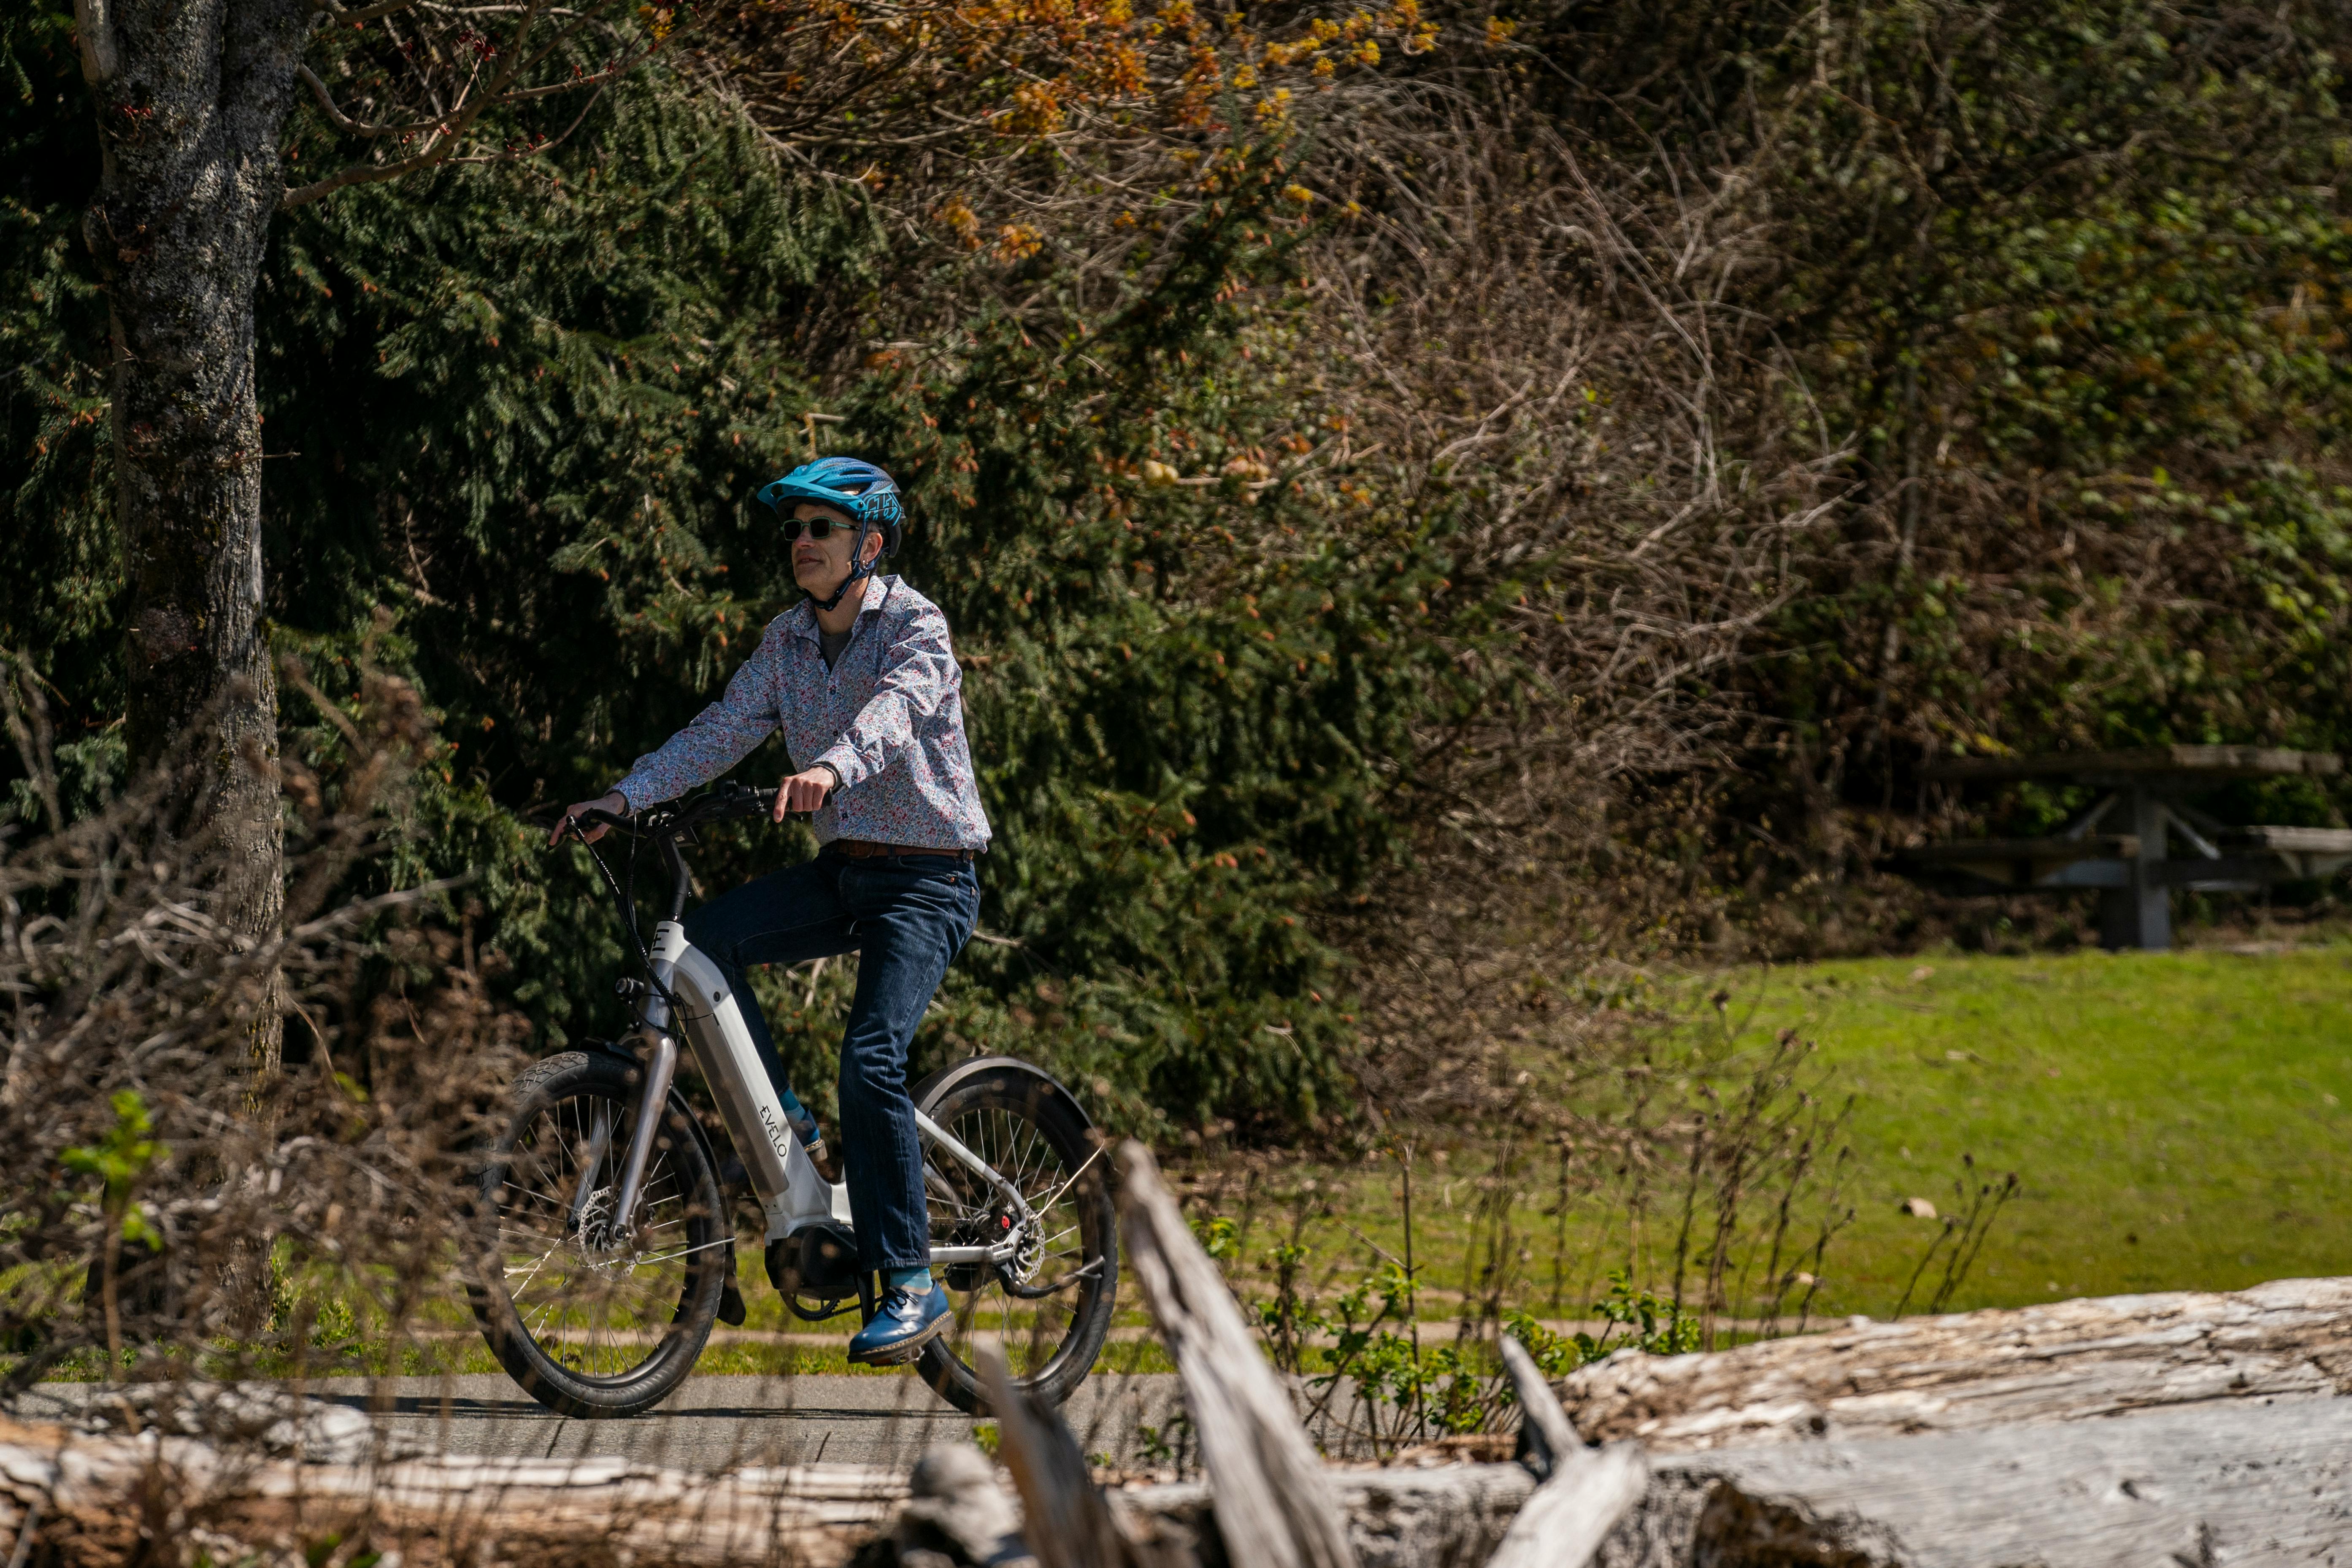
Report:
466,1050,728,1418
914,1061,1119,1414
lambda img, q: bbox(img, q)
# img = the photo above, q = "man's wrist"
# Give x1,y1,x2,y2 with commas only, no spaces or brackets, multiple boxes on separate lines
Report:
811,763,841,791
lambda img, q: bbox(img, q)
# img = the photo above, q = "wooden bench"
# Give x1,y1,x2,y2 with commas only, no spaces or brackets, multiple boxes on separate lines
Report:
1902,747,2348,949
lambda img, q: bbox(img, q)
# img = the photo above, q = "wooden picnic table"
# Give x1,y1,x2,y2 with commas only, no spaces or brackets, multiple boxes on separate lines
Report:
1907,746,2351,950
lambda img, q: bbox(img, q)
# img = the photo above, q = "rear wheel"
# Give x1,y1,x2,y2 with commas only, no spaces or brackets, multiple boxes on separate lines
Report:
914,1062,1118,1414
466,1050,728,1418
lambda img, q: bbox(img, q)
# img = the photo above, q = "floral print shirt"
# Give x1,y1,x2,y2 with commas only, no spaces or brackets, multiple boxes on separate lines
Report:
610,575,992,852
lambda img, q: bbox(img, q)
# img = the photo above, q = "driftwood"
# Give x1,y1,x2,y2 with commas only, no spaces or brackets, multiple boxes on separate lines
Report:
884,1444,1030,1567
13,1152,2345,1568
16,1387,2350,1568
1594,1394,2352,1568
0,1412,899,1566
1483,1337,1646,1568
1560,1276,2352,1453
1556,1278,2352,1565
1120,1466,1536,1568
1116,1142,1360,1568
0,1410,1539,1568
979,1344,1146,1568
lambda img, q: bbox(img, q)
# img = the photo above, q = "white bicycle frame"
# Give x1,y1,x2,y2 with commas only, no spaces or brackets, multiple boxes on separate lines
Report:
598,919,1032,1273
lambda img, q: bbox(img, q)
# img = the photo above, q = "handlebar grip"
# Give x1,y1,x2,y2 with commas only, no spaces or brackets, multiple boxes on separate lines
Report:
672,785,779,827
551,784,781,843
546,806,632,843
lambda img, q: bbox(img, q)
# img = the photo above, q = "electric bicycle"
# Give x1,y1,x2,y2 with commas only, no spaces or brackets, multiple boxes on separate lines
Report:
464,783,1118,1418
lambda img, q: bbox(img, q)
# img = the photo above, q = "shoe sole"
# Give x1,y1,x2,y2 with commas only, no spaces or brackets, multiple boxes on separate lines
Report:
846,1314,950,1368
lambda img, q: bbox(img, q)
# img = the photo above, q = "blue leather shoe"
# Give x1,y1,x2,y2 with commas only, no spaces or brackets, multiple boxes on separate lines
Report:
849,1283,952,1366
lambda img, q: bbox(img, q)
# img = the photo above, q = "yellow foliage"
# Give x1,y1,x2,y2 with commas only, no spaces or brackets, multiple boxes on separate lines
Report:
938,195,982,249
995,222,1046,261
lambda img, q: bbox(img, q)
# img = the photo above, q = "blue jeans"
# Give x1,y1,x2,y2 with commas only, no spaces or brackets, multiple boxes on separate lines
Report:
682,850,980,1275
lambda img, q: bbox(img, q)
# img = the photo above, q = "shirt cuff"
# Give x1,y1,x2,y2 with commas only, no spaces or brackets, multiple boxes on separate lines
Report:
814,744,862,792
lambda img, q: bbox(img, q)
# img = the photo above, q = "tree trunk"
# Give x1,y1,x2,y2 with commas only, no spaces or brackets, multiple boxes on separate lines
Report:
75,0,305,1069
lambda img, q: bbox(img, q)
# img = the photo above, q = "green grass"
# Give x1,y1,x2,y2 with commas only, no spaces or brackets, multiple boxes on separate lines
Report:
23,946,2344,1382
1738,941,2352,1311
1184,942,2352,1328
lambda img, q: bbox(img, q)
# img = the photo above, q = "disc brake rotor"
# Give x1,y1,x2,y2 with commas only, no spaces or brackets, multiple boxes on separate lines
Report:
571,1184,635,1263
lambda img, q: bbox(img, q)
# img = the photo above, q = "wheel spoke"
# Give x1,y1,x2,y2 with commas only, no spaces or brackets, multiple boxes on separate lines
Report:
919,1081,1112,1396
476,1075,722,1391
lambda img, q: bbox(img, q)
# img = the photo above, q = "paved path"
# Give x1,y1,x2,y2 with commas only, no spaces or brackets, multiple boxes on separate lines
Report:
14,1373,1190,1473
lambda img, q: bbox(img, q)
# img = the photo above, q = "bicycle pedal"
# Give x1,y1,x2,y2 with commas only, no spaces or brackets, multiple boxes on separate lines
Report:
846,1326,944,1368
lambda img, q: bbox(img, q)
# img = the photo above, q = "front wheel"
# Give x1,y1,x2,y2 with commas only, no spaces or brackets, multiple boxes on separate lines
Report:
914,1061,1119,1414
465,1050,728,1418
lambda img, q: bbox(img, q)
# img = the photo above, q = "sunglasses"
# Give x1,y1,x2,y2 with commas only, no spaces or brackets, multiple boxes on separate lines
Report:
781,515,862,541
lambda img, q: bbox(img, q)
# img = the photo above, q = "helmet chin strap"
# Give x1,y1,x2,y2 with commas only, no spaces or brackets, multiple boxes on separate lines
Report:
808,521,879,613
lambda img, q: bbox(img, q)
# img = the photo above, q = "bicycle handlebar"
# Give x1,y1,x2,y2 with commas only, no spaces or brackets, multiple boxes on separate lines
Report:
549,782,795,977
553,782,783,843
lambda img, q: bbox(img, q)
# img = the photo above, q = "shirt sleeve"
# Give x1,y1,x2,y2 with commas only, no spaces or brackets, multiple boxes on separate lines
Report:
609,625,788,810
813,603,962,792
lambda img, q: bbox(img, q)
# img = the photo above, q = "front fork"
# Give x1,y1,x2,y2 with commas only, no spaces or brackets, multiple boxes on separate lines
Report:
576,971,682,1248
600,1030,679,1245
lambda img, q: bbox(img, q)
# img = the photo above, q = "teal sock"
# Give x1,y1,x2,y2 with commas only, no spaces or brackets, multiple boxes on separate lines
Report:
776,1087,818,1144
886,1265,934,1294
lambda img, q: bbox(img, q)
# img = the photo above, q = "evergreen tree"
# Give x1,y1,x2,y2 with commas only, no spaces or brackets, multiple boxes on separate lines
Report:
5,32,1476,1133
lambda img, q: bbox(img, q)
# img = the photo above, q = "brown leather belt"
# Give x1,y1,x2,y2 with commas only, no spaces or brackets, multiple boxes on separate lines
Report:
827,838,975,862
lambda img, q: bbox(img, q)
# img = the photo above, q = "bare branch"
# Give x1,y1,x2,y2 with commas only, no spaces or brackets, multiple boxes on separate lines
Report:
310,0,423,24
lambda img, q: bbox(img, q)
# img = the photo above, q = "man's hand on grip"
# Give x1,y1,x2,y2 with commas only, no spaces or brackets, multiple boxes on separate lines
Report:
551,790,628,846
774,766,835,821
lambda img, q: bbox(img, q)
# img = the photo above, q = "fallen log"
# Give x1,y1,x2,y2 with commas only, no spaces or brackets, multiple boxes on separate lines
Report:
0,1409,1540,1568
12,1264,2344,1566
1117,1142,1360,1568
0,1412,900,1568
979,1343,1141,1568
1118,1465,1535,1568
1483,1337,1646,1568
1594,1393,2352,1568
1559,1278,2352,1565
1561,1276,2352,1452
22,1391,2349,1568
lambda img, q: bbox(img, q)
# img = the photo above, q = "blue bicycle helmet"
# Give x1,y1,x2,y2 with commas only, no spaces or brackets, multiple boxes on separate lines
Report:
756,456,907,611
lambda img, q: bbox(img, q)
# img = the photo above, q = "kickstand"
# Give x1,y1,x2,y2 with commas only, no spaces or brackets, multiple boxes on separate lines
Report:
717,1240,747,1326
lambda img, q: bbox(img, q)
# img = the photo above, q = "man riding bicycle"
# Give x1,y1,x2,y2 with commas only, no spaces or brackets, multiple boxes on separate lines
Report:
553,456,988,1367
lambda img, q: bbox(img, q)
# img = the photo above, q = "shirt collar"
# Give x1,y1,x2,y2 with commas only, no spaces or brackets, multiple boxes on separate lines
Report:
786,575,895,642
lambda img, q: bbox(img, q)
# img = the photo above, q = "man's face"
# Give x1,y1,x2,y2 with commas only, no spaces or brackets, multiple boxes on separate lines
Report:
790,502,881,597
